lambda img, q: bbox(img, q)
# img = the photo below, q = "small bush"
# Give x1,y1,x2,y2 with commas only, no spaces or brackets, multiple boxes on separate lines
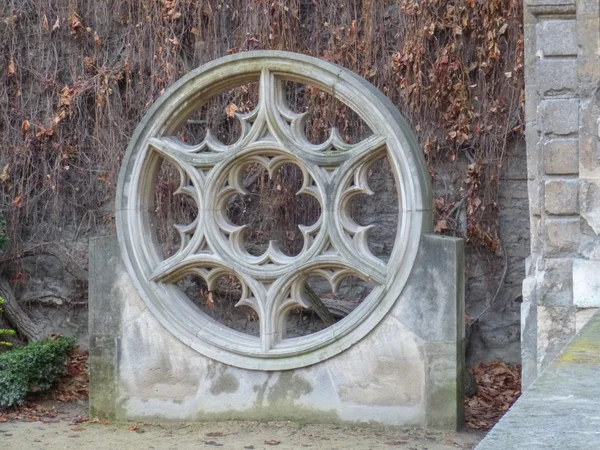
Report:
0,297,16,348
0,336,75,409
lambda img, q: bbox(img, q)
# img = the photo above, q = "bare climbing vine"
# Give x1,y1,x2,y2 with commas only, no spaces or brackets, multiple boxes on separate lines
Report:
0,0,523,337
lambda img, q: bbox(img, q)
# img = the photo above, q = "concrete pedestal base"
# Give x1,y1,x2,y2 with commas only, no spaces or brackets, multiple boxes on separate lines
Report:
89,234,464,429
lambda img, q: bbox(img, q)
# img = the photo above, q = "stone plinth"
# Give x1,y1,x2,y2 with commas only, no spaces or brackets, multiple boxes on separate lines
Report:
89,234,464,429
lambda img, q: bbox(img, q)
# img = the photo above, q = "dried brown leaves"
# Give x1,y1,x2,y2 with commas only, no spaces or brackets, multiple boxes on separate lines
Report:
465,361,521,430
0,0,523,261
47,351,89,403
0,403,59,423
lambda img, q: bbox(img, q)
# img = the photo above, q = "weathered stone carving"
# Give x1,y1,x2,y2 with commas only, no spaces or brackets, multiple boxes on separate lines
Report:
94,51,463,427
116,51,431,370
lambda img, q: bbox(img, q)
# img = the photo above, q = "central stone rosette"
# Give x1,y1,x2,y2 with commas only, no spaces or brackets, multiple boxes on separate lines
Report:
212,153,324,267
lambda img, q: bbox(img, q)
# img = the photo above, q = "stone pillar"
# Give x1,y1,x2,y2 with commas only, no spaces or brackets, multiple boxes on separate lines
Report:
523,0,600,388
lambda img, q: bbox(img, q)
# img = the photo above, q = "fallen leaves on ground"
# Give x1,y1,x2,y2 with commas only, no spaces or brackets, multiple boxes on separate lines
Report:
0,351,90,424
465,361,521,430
0,403,59,423
47,351,89,402
89,417,110,425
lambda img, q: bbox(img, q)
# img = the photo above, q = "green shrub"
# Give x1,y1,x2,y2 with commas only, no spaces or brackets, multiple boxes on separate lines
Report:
0,297,16,348
0,336,75,409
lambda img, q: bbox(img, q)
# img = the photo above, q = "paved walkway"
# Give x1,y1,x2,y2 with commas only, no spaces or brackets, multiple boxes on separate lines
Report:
476,311,600,450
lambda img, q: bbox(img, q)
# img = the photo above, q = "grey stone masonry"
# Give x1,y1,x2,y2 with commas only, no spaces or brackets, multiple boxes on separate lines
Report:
538,20,578,56
543,139,579,175
89,235,465,428
539,99,579,136
523,0,600,388
543,180,578,215
538,59,578,96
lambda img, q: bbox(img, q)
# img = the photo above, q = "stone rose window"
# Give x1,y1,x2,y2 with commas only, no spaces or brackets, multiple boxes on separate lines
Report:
116,51,431,370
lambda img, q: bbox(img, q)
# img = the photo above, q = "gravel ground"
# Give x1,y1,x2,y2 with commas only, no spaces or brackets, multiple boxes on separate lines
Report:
0,401,486,450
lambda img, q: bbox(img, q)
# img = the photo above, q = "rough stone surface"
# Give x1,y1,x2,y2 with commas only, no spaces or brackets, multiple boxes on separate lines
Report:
538,20,578,56
536,258,573,307
539,99,579,136
89,234,464,429
536,305,576,369
543,179,579,215
543,218,580,255
476,311,600,450
538,59,578,96
580,178,600,234
573,260,600,307
543,139,579,175
522,0,600,384
464,144,528,365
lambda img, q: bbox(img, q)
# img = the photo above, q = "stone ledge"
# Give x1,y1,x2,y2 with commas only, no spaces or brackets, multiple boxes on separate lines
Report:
476,311,600,449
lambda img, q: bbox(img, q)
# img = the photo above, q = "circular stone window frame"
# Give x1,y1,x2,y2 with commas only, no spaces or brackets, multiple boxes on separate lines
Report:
116,51,433,371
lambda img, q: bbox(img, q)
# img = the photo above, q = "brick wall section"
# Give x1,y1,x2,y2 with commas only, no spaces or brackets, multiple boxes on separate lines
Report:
523,0,600,388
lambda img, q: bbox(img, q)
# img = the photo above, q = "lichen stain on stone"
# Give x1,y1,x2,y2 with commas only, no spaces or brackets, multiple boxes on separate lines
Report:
193,403,339,424
251,372,313,409
557,337,600,364
556,316,600,364
210,372,240,395
253,373,272,408
266,372,314,404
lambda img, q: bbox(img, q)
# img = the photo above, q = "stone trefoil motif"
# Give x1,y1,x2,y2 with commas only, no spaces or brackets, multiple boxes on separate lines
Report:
116,52,430,370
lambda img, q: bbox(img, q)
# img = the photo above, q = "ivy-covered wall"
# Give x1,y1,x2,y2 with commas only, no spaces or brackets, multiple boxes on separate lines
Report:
0,1,525,363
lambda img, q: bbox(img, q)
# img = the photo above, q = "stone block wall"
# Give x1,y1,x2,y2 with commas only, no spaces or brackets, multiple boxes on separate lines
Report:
523,0,600,387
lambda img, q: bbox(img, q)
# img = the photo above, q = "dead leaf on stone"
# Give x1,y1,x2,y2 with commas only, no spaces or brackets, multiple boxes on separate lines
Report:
12,194,25,208
206,431,225,437
225,103,239,118
264,440,281,445
434,219,448,233
7,57,16,75
0,164,10,182
22,120,31,135
90,417,110,425
69,13,83,35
